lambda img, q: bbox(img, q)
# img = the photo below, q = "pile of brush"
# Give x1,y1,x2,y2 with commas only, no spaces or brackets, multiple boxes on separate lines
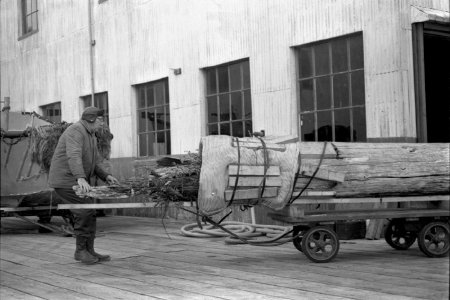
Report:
30,122,114,172
125,153,201,203
73,153,201,203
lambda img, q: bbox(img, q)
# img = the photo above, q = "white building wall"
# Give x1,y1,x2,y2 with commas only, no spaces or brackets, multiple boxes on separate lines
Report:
1,0,448,159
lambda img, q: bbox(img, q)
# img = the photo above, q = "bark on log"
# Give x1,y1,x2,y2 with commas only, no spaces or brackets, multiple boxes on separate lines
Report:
197,136,449,214
299,142,450,198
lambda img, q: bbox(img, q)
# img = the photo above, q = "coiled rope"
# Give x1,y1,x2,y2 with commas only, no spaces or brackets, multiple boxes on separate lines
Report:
180,221,294,246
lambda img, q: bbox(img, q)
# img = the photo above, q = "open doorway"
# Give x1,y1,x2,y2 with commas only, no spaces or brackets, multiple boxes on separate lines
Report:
413,22,450,142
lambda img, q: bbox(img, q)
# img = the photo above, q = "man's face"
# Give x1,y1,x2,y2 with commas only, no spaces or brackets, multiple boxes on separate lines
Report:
93,116,104,129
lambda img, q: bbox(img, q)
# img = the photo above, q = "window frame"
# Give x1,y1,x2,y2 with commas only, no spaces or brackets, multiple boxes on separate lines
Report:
296,33,366,142
40,102,61,123
204,59,252,137
135,78,171,157
18,0,39,40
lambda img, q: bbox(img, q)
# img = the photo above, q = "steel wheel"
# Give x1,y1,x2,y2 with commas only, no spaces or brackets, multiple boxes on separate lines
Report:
292,226,303,252
384,220,417,250
418,222,449,258
301,226,339,263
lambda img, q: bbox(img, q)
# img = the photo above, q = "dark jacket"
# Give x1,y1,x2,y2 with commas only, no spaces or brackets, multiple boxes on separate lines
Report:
48,120,110,188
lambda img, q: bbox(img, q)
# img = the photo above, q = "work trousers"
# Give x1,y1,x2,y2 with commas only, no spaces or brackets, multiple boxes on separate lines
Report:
54,188,96,238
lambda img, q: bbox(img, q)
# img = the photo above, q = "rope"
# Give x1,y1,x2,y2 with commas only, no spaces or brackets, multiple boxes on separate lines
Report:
256,137,269,200
227,137,241,207
287,141,328,205
180,221,295,246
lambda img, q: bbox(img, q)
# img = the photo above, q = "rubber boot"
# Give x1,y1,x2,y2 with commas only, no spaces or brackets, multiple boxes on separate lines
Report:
74,236,99,264
86,235,111,262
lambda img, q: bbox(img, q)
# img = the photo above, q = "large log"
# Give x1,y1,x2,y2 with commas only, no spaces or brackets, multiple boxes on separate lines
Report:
197,135,449,214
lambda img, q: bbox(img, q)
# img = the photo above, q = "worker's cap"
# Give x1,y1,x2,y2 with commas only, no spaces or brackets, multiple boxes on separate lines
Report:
81,106,104,123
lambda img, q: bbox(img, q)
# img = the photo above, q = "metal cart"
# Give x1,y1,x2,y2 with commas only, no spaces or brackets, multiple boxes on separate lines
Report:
268,195,450,263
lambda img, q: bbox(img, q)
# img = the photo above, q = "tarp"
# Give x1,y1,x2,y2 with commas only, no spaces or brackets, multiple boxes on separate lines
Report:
1,111,52,202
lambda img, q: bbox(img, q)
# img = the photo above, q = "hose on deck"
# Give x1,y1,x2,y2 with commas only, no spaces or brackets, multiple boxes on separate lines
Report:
180,221,295,246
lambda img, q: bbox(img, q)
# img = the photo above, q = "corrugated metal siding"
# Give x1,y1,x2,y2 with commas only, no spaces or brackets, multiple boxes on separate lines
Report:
1,0,447,158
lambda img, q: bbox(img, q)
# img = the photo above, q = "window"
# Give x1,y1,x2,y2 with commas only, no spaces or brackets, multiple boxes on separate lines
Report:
41,102,61,123
21,0,38,37
205,60,252,137
136,79,171,157
81,92,109,125
297,33,366,142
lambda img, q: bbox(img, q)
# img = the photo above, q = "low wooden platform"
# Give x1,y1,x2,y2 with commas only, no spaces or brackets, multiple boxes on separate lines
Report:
1,215,449,300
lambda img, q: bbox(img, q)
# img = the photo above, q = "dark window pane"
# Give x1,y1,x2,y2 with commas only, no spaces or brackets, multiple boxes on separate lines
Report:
243,61,250,89
84,97,92,107
350,35,364,69
155,106,164,130
147,108,155,131
138,111,146,132
147,133,155,156
314,43,330,75
156,131,165,143
332,38,348,73
219,94,230,121
299,79,314,112
231,121,244,137
230,92,242,120
229,63,241,91
218,66,229,93
206,69,217,95
207,96,218,123
334,109,351,142
351,70,365,105
244,120,253,137
136,79,170,155
299,47,313,78
166,131,171,154
208,124,219,135
164,81,170,104
243,90,252,119
55,109,60,116
165,106,170,129
154,83,164,106
333,73,349,108
301,113,315,141
32,13,37,30
49,110,53,116
317,111,332,141
220,123,230,136
26,15,32,32
139,134,147,156
27,0,32,14
316,77,331,110
353,107,367,141
146,87,154,107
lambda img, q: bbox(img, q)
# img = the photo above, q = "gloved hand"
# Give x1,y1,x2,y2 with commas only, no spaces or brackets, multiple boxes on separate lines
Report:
105,175,119,185
77,178,91,193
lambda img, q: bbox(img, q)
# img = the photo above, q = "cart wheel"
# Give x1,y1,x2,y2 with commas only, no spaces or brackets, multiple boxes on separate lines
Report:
418,222,449,258
292,227,303,252
384,220,416,250
301,226,339,263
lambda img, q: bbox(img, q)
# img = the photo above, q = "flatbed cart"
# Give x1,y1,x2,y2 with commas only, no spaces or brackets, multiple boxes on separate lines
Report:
268,195,450,263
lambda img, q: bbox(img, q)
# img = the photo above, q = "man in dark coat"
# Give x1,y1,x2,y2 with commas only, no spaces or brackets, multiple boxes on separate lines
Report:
49,106,119,264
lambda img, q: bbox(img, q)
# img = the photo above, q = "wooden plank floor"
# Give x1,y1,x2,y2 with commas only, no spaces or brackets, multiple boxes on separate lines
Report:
1,215,448,300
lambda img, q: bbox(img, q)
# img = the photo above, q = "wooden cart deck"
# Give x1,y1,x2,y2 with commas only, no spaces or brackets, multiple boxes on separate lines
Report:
269,208,450,223
1,215,449,300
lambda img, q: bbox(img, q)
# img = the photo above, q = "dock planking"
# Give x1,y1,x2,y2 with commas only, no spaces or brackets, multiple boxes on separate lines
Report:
1,216,449,300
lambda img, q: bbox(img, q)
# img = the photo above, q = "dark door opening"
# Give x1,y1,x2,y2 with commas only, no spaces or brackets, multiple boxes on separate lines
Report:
424,32,450,142
413,22,450,142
